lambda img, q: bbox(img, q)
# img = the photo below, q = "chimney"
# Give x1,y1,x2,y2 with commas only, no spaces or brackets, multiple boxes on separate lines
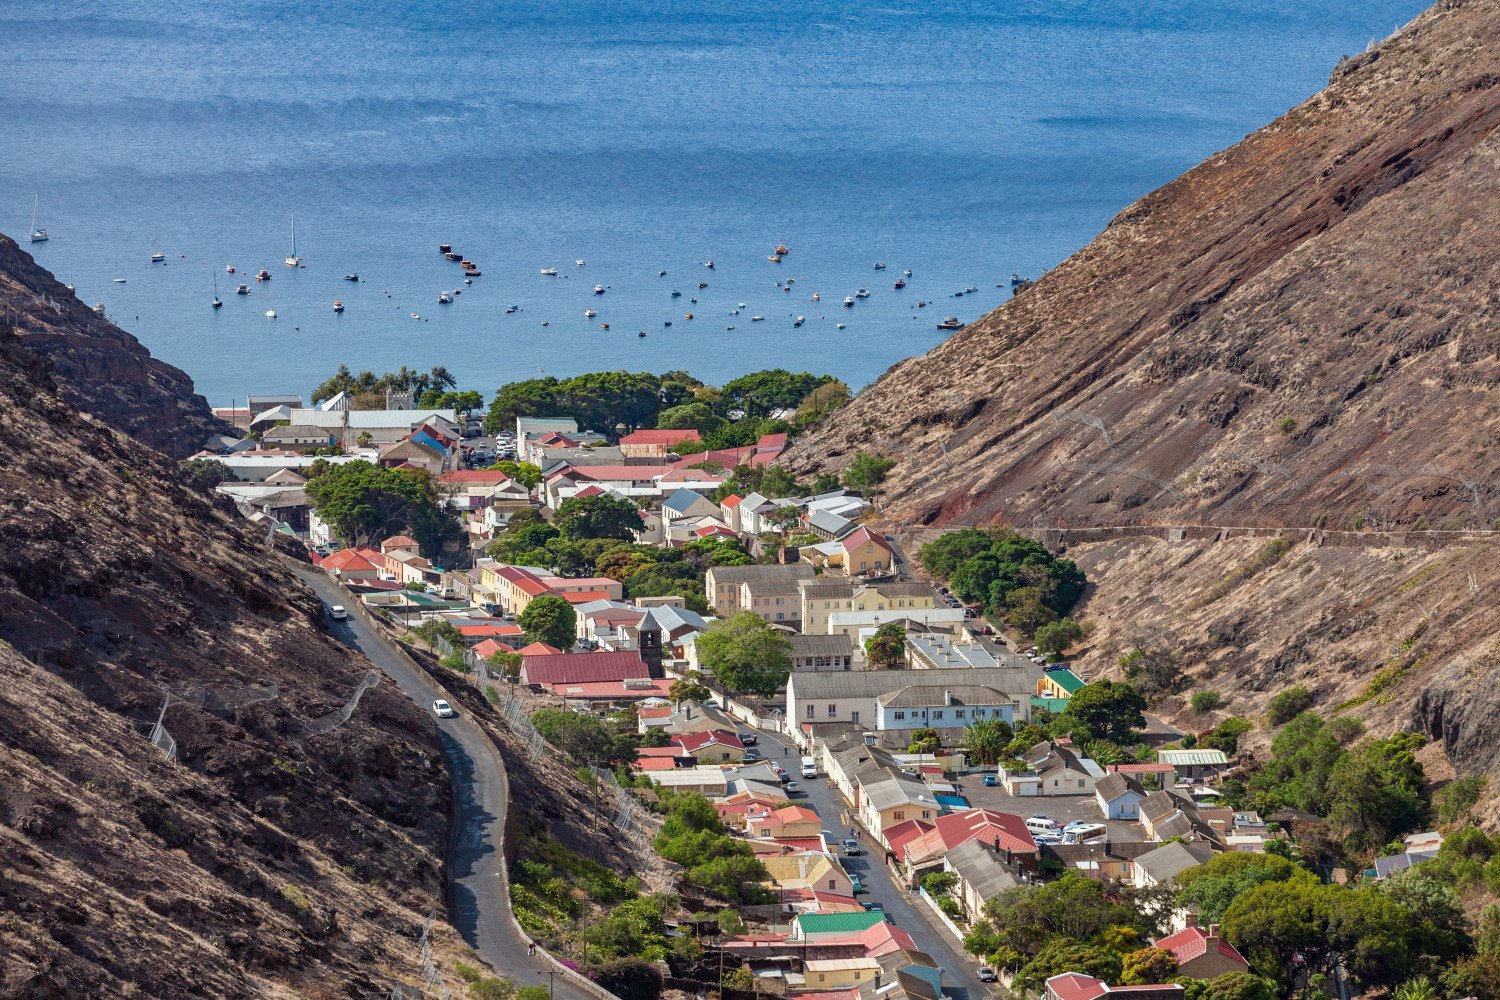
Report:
1185,913,1199,928
1208,923,1221,940
944,689,953,706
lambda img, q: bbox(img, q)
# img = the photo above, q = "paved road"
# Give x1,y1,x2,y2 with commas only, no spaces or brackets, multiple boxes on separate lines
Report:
296,567,580,995
752,728,987,1000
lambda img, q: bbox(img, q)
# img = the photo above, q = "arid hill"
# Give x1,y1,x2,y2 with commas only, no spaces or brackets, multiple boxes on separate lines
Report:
0,234,223,458
788,0,1500,779
0,315,453,996
789,0,1499,532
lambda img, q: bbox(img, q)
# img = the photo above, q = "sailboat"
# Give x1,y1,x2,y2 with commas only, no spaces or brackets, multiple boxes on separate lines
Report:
29,194,48,243
212,273,223,309
265,283,277,319
285,214,302,267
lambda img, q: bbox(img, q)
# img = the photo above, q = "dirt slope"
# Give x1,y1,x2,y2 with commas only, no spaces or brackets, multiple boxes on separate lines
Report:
0,318,453,997
789,0,1500,532
0,234,224,458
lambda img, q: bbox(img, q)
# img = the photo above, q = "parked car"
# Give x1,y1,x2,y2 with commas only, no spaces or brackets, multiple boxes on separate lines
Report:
431,699,456,719
849,873,865,894
983,774,999,787
862,901,884,913
328,604,349,620
842,839,863,856
978,967,999,983
777,772,792,784
784,780,802,794
743,748,763,761
738,732,758,745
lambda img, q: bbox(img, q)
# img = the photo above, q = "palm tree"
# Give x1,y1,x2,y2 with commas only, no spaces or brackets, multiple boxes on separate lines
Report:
960,718,1013,765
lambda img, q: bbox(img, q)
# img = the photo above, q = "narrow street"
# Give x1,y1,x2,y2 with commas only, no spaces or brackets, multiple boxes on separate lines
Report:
750,726,987,1000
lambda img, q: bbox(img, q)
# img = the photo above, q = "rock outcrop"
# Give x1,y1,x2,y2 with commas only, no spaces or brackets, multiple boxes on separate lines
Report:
0,234,225,458
0,318,452,996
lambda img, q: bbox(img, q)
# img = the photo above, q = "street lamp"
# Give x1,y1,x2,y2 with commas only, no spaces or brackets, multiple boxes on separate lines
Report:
539,967,554,1000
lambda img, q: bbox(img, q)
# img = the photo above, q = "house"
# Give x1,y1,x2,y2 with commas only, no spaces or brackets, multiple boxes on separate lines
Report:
1037,666,1087,700
620,428,701,459
900,808,1037,874
904,633,1013,671
705,563,816,615
793,634,856,672
1045,973,1184,1000
1094,773,1148,820
999,741,1106,797
1041,841,1160,881
320,547,384,582
1156,749,1231,782
800,581,943,636
788,667,1037,739
645,765,730,797
802,958,882,990
661,487,722,524
800,526,894,577
1131,840,1216,889
439,469,531,513
791,912,889,943
1154,920,1250,979
941,839,1021,921
761,852,854,897
671,729,748,764
1139,789,1222,843
260,424,337,450
519,650,649,688
749,804,823,840
824,606,968,638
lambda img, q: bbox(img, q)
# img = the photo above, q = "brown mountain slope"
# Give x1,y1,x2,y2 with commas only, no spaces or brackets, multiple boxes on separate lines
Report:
0,320,452,997
0,234,224,458
788,0,1500,531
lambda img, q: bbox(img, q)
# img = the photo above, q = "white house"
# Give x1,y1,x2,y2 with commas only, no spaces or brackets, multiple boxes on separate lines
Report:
1094,773,1148,820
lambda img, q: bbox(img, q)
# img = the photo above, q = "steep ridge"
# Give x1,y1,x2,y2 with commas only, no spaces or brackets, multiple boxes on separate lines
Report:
788,0,1500,531
0,234,224,458
0,319,454,996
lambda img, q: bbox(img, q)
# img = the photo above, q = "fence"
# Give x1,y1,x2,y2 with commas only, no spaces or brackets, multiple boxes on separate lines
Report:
588,765,650,850
143,681,282,763
301,670,382,738
916,886,970,949
502,694,547,761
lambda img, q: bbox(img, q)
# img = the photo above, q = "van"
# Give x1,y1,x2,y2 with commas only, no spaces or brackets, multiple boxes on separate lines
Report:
800,755,817,779
1025,815,1060,835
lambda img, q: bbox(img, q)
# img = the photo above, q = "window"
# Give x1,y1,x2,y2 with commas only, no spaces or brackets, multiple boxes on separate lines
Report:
932,710,943,720
893,710,905,721
1053,779,1060,787
894,810,905,821
1079,779,1086,789
775,612,784,621
851,711,860,724
922,810,931,819
828,704,837,718
806,705,815,719
974,708,986,717
829,879,836,890
955,709,965,719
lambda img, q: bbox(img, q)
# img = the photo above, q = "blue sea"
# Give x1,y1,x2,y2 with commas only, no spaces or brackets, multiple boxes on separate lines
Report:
3,0,1424,408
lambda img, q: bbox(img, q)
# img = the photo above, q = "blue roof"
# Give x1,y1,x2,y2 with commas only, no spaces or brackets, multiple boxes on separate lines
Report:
663,488,706,513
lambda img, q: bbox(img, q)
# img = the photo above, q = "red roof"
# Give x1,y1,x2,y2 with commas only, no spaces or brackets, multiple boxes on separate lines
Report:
765,837,829,853
638,706,674,720
1154,926,1249,969
756,805,820,826
439,470,515,485
322,549,379,573
562,590,614,605
471,638,517,659
883,818,937,862
1046,973,1109,1000
637,757,678,771
381,535,419,550
756,432,788,450
920,808,1036,857
673,729,747,753
720,494,744,508
522,650,650,686
841,526,892,554
517,641,562,655
457,624,524,638
694,524,739,538
637,745,687,757
574,484,606,497
620,429,701,446
1108,763,1178,774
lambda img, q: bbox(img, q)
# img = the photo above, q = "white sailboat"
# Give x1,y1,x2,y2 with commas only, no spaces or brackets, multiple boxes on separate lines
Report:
212,273,223,309
265,283,277,319
29,194,48,243
285,214,301,267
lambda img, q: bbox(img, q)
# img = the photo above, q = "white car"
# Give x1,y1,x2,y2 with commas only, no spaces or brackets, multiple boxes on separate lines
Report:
432,699,456,719
328,604,349,620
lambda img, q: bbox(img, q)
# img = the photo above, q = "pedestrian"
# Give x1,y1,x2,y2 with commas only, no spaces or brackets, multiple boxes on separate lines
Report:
527,941,536,957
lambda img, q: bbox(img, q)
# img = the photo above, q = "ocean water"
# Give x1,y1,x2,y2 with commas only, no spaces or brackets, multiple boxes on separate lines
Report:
2,0,1425,408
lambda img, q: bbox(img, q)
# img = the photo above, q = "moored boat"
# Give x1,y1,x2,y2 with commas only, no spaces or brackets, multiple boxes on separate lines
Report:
333,299,344,312
937,316,963,330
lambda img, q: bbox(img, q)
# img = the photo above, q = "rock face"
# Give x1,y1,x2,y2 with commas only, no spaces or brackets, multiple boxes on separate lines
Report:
787,0,1500,776
0,321,452,996
0,233,225,458
788,0,1500,532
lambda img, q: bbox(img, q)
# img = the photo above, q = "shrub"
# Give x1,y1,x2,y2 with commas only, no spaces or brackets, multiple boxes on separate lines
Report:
517,986,551,1000
1277,416,1297,434
1201,717,1252,756
455,961,484,983
1434,776,1486,826
1266,686,1314,726
593,958,664,1000
1191,690,1222,714
471,979,516,1000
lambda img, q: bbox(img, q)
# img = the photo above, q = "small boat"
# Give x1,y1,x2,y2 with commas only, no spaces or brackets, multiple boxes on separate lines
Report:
855,288,871,298
704,260,714,269
539,267,558,276
873,262,887,270
937,316,964,330
505,305,518,314
903,269,912,277
783,285,791,293
1011,272,1024,287
811,292,821,302
836,322,846,330
584,308,597,318
843,296,854,307
445,252,463,262
658,269,667,276
601,323,609,330
333,299,344,313
738,302,747,308
730,309,739,316
460,259,475,269
212,273,223,309
690,297,697,304
775,244,789,256
594,283,605,295
113,277,128,284
439,291,452,304
265,284,276,318
671,290,682,298
257,269,271,281
638,330,647,337
464,268,481,276
151,252,165,263
576,259,586,266
235,283,249,295
439,243,453,254
226,265,236,274
29,194,48,243
411,312,421,320
343,273,359,282
727,325,735,330
954,290,965,297
664,320,672,327
751,315,764,322
768,255,782,263
542,320,550,326
793,315,804,327
684,312,693,320
464,277,472,285
917,300,927,308
893,278,906,289
697,281,708,289
284,214,301,267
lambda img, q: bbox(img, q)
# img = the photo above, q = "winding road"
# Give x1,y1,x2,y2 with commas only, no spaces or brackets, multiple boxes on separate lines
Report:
295,566,588,997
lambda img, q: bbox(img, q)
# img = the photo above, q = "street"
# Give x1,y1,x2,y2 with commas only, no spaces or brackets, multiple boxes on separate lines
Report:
752,726,987,1000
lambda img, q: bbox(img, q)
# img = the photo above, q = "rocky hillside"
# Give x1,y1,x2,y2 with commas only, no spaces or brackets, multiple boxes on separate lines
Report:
0,234,224,458
789,0,1499,532
0,320,453,997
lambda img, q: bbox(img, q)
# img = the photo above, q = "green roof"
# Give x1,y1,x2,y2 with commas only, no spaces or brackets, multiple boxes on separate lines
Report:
1044,668,1086,694
795,911,887,935
1031,695,1071,715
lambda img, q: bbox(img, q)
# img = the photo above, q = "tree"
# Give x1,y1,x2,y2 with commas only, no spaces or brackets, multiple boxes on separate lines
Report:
304,459,459,555
1056,681,1146,744
718,369,835,419
518,595,577,650
1035,618,1085,659
1191,690,1222,714
842,452,896,493
792,381,851,430
1441,955,1500,1000
1193,972,1278,1000
555,493,643,541
960,718,1014,765
694,613,792,696
669,671,711,707
1014,940,1121,992
486,459,543,489
908,728,940,754
178,457,234,490
864,623,907,668
1267,685,1314,726
485,376,562,433
656,402,725,435
981,872,1145,960
1376,869,1471,968
1327,732,1429,852
1119,947,1177,986
1176,851,1307,925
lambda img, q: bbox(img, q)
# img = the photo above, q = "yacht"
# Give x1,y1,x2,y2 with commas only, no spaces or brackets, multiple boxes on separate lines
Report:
212,274,223,309
257,269,271,281
333,299,344,313
343,273,359,282
284,214,302,267
444,251,463,261
836,323,846,330
903,269,912,277
151,252,165,263
594,283,605,295
113,277,128,284
793,315,805,327
505,305,519,314
855,287,871,299
235,283,250,295
751,314,764,322
937,316,964,330
697,281,708,289
28,194,48,243
893,278,906,289
265,285,276,319
843,296,854,307
539,267,558,276
704,260,714,269
439,291,452,304
439,243,453,254
775,244,789,256
226,265,236,274
575,259,586,266
671,290,682,298
873,262,887,270
584,308,597,318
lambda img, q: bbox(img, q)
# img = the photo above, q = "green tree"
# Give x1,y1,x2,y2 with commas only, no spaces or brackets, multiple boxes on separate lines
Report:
1327,732,1429,852
908,728,940,754
1014,940,1122,992
656,402,725,434
718,369,835,418
961,718,1014,765
486,459,543,489
1376,869,1471,968
485,376,561,434
531,708,635,765
555,493,643,541
304,459,459,555
1118,947,1178,986
1191,690,1223,714
1035,618,1085,659
518,594,577,650
669,671,711,707
1193,972,1278,1000
178,457,234,490
1267,685,1314,726
1056,681,1146,744
864,622,907,668
693,612,792,696
842,452,896,493
1176,851,1308,925
792,381,851,429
